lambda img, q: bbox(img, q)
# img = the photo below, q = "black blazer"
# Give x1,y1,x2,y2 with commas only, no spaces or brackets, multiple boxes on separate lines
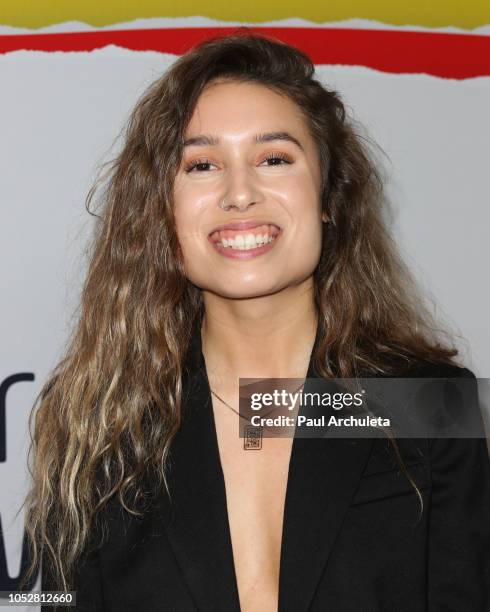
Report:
42,322,490,611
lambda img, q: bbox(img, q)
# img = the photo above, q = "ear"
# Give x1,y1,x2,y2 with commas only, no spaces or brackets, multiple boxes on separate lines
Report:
321,211,329,223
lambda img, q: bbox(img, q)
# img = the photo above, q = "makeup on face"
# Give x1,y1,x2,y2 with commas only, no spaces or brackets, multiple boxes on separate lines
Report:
172,80,323,296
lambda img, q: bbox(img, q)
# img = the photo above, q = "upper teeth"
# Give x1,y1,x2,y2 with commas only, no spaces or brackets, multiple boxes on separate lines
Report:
221,233,275,250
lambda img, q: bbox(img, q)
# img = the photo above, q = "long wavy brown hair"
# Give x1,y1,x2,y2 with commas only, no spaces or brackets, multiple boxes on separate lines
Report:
21,29,459,593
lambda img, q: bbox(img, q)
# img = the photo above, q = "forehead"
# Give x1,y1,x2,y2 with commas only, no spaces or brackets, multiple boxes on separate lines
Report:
185,79,310,138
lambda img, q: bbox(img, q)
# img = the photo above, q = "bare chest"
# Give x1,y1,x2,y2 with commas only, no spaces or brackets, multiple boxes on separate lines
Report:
212,402,294,612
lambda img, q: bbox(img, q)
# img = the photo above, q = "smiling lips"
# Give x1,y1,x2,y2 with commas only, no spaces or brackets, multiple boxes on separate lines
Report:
209,223,281,258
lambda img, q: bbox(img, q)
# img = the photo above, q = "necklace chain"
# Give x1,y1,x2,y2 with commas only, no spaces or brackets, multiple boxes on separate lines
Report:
209,380,305,449
209,380,305,419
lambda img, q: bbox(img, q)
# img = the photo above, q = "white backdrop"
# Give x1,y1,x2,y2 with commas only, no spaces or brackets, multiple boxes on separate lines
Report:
1,46,489,602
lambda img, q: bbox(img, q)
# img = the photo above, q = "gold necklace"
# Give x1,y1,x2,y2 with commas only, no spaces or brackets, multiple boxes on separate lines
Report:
209,380,305,450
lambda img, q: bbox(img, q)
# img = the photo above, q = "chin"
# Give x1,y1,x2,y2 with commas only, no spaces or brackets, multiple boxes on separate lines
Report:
206,281,282,300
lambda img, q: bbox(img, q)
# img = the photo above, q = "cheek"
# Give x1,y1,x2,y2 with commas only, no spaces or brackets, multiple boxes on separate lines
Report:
286,196,323,264
174,218,202,265
172,194,210,280
173,186,207,244
280,178,322,230
276,168,320,207
294,218,323,262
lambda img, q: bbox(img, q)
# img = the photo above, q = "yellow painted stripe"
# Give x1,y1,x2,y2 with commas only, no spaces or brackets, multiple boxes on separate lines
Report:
0,1,489,30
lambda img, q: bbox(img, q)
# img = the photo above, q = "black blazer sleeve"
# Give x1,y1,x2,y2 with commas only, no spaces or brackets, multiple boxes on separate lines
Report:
427,369,490,610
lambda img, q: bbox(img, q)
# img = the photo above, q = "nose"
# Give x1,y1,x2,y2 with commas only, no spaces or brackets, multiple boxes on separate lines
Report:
219,198,254,212
219,165,264,212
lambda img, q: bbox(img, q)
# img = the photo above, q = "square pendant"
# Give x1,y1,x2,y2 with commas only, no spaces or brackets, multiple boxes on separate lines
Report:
244,425,263,450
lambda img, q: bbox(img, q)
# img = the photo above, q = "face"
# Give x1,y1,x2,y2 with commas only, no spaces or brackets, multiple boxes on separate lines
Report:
173,79,325,299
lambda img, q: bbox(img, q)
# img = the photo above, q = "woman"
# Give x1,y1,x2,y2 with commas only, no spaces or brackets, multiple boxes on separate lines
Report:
22,32,489,611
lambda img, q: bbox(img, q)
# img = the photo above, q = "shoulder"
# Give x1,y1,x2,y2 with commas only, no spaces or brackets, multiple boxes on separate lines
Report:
408,359,484,434
403,358,476,380
410,361,489,466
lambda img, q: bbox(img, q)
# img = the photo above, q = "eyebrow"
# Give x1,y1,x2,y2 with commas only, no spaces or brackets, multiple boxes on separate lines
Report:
182,131,305,152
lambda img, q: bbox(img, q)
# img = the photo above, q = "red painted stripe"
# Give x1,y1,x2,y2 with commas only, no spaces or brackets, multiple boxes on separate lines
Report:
0,26,489,79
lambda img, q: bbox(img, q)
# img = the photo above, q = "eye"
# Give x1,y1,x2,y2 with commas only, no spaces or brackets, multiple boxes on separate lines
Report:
183,151,294,174
261,152,294,166
183,158,217,173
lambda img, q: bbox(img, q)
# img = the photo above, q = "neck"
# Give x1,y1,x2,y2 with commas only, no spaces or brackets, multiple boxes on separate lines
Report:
200,277,318,388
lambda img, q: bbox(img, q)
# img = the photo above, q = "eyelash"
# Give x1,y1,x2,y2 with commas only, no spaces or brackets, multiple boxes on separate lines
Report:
183,152,293,173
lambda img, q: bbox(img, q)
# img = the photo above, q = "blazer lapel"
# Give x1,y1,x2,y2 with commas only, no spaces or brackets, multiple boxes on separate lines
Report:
278,396,375,610
156,323,241,611
158,317,374,612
